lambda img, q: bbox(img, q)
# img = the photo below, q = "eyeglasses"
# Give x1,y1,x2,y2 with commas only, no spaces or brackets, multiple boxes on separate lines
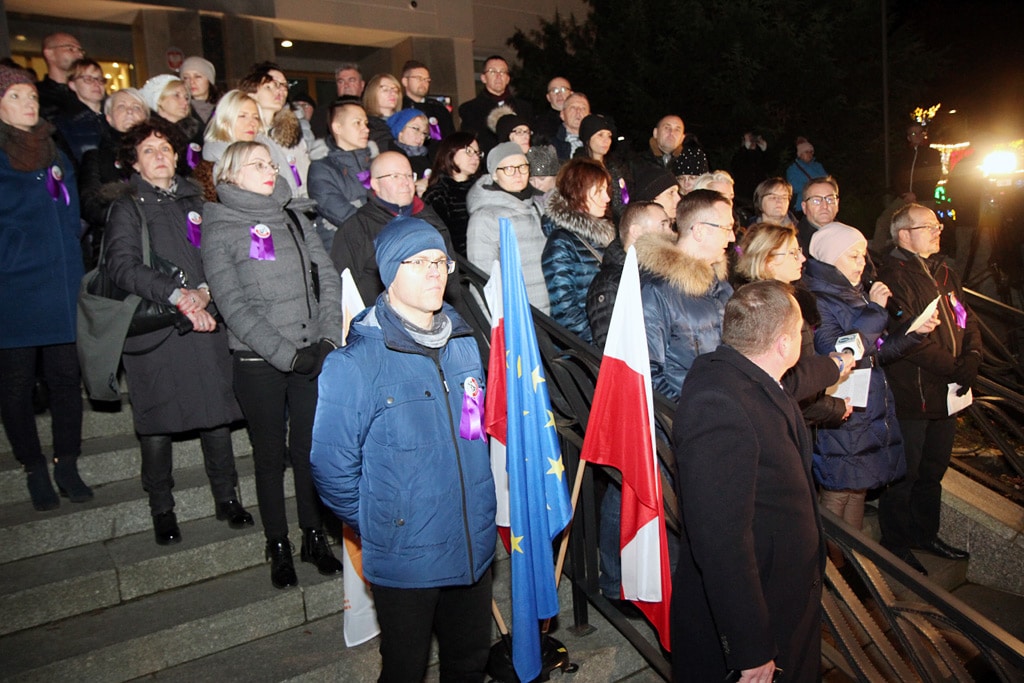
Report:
404,126,428,136
548,86,571,95
53,44,85,54
244,160,280,174
805,194,838,207
771,248,804,260
406,74,431,83
462,147,482,158
262,80,289,92
904,223,944,234
497,163,530,176
400,258,456,274
374,172,417,182
485,69,510,77
74,75,104,86
696,221,735,234
378,85,401,95
510,127,531,137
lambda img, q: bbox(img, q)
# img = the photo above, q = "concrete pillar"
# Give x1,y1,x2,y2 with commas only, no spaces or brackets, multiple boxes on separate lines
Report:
220,15,277,87
386,35,474,126
0,0,10,61
131,9,203,84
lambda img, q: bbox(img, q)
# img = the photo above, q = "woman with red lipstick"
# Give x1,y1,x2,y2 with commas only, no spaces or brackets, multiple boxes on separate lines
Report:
193,90,264,202
104,117,252,545
202,141,345,589
238,63,312,203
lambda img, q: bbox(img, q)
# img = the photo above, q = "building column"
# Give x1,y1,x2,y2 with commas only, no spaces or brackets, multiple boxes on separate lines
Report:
131,9,203,84
220,15,277,87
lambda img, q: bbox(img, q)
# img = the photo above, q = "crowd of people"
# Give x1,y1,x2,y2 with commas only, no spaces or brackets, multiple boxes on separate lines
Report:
1,34,984,682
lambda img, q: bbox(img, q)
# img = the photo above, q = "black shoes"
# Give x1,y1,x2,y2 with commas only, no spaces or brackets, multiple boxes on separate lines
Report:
26,468,59,511
300,528,343,576
267,539,298,588
216,499,255,529
894,548,928,575
153,511,182,545
918,538,970,560
53,457,94,503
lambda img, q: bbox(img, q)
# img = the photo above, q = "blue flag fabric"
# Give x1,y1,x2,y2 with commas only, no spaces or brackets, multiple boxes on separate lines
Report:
500,218,573,682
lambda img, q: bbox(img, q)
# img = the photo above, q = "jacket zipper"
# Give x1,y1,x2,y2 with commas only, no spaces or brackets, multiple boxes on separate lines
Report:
434,356,476,576
912,256,958,412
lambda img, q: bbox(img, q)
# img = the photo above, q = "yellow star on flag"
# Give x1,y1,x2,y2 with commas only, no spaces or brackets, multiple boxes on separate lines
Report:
510,533,524,554
544,410,556,428
546,456,565,481
531,366,545,392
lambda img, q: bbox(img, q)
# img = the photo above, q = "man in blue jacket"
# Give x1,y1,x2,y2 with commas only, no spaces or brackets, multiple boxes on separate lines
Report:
311,216,496,682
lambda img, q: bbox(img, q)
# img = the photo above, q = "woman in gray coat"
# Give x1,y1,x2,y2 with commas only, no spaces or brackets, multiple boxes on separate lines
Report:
105,118,252,545
202,141,345,589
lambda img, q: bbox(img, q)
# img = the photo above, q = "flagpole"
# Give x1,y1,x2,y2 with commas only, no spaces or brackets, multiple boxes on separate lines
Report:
542,458,588,633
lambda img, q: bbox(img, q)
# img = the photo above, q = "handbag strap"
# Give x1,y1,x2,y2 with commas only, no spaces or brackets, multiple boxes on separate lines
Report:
96,193,154,270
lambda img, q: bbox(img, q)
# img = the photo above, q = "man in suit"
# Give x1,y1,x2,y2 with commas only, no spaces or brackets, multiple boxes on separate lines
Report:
671,280,824,683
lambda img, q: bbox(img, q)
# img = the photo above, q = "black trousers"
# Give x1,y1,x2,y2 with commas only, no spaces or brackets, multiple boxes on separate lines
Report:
371,570,493,683
139,426,238,515
232,354,321,540
879,416,957,552
0,344,82,472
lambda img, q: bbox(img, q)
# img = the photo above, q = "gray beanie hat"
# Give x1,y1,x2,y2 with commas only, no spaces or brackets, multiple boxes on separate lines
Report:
180,56,215,85
487,141,527,176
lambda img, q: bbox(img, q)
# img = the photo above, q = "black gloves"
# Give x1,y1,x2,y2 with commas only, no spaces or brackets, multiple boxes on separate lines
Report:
291,339,337,377
951,351,982,396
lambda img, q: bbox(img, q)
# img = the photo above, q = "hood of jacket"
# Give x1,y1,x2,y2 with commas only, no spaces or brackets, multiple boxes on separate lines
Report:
350,296,473,354
543,190,616,248
635,232,728,297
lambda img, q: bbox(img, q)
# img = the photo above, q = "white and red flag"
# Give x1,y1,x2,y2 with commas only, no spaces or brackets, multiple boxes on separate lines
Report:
579,245,672,650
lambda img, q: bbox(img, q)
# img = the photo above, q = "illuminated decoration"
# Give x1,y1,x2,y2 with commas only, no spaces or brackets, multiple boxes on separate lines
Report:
929,141,971,176
911,103,942,125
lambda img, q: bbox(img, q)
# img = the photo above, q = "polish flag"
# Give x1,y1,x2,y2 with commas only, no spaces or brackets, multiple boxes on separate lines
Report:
484,261,511,546
580,246,672,650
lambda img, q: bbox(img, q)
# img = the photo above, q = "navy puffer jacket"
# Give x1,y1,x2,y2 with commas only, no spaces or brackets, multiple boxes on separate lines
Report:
802,257,919,490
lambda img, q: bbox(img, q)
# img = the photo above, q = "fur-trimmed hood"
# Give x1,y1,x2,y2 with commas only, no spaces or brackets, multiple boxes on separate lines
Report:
635,232,728,297
487,104,518,134
268,107,302,149
543,191,616,248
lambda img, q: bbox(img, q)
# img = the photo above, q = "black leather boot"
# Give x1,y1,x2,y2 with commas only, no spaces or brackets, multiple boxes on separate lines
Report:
26,467,59,511
300,528,343,576
266,538,297,588
153,510,182,545
215,499,255,529
53,456,94,503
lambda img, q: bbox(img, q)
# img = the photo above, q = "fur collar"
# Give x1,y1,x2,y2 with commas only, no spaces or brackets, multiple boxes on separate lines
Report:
648,136,682,160
269,107,302,149
544,191,616,248
635,233,727,297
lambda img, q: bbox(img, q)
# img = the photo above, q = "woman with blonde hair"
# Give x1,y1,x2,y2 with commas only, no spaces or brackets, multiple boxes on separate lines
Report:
193,89,264,202
362,73,403,152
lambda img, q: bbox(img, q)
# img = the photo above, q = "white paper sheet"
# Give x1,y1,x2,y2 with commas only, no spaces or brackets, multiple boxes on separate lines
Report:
828,367,872,408
947,383,974,415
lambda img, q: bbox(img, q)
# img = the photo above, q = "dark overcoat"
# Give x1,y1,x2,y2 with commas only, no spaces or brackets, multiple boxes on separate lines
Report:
671,345,824,683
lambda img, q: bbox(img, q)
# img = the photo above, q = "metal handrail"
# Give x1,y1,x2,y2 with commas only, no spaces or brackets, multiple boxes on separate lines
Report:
454,256,1024,680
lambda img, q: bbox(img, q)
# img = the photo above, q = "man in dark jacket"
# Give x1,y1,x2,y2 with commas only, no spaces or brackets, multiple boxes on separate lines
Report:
37,32,84,122
587,201,672,348
672,280,824,683
458,55,532,156
330,151,459,306
877,202,981,571
400,60,455,141
796,175,840,253
312,217,496,682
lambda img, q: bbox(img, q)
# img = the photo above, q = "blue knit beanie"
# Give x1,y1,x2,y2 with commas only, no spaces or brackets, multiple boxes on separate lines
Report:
375,216,447,288
386,108,426,139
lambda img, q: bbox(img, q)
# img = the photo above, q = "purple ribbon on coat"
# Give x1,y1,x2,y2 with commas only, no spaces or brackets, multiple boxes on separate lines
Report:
357,169,372,189
288,156,302,188
619,178,630,205
459,379,487,442
249,225,276,260
187,143,201,170
428,117,442,141
186,211,202,248
46,165,70,205
950,293,967,329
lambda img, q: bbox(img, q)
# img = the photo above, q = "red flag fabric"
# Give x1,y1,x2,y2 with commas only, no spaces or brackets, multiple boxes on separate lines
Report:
580,245,672,650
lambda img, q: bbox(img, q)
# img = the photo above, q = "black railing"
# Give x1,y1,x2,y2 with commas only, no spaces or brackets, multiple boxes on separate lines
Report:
455,259,1024,681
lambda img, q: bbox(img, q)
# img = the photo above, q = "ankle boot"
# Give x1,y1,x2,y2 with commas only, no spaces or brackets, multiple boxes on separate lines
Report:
153,511,182,545
300,528,343,575
215,499,255,529
26,468,59,511
53,457,94,503
266,539,297,588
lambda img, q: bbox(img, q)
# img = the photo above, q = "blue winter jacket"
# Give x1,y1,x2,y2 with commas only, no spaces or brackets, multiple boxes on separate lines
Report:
802,257,917,491
310,298,497,589
0,136,82,349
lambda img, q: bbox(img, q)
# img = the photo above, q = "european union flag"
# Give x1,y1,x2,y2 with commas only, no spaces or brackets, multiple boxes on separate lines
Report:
500,219,573,682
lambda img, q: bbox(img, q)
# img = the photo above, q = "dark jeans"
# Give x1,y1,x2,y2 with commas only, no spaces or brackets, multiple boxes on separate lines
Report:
879,416,957,552
232,354,321,540
139,426,238,515
372,570,493,683
0,344,82,472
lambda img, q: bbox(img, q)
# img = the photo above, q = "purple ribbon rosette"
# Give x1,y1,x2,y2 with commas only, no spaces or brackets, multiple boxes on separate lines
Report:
357,169,372,189
249,224,276,260
46,165,70,205
287,156,302,188
428,117,442,141
619,178,630,205
459,377,487,442
949,293,967,329
186,211,202,248
187,142,201,170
